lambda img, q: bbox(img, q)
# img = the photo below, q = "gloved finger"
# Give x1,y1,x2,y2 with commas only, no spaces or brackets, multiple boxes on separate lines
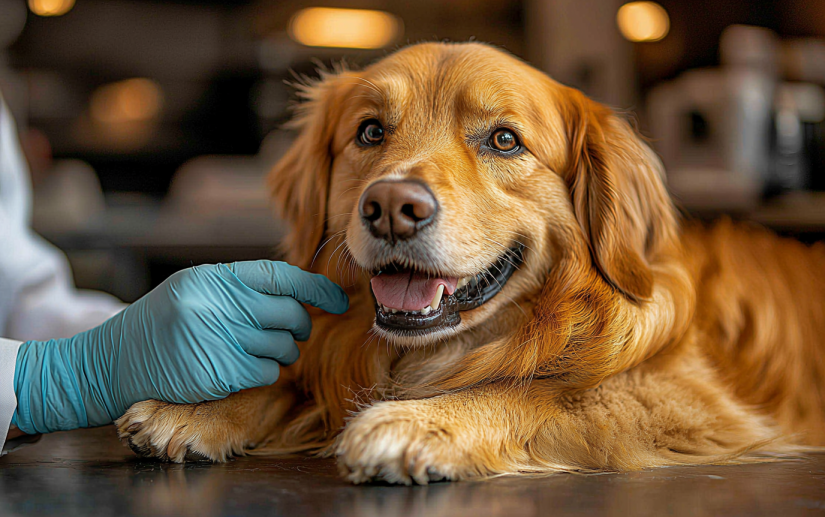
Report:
226,260,349,314
246,358,282,388
245,295,314,341
235,328,300,365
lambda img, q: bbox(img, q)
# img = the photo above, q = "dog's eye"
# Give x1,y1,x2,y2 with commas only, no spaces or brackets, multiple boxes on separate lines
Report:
489,129,519,153
358,120,385,146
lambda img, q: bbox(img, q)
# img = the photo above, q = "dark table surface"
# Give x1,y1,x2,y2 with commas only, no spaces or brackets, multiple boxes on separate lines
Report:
1,427,824,517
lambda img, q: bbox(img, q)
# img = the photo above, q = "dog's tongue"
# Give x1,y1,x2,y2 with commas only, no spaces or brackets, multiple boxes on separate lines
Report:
371,271,458,311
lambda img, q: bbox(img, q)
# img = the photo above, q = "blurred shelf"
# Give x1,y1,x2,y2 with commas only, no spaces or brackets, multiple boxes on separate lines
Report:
682,191,825,242
748,191,825,232
35,200,287,302
38,202,286,250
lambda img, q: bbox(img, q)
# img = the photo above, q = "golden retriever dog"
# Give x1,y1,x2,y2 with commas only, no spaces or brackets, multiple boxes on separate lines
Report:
116,42,825,484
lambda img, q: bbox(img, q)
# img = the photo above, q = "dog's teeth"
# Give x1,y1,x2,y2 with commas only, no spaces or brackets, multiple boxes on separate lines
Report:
420,306,431,315
430,284,445,310
457,277,470,289
391,308,398,313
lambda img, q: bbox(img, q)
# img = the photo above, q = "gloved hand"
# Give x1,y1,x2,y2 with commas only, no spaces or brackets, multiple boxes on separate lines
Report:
12,260,348,435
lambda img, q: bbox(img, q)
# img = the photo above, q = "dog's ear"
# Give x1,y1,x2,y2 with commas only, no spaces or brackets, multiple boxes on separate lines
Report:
268,70,355,269
563,90,676,301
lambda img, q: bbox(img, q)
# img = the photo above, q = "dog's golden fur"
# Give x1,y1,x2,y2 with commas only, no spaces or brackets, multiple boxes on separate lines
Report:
116,42,825,484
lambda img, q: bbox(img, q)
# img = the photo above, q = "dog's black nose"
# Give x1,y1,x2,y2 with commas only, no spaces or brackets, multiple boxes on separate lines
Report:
359,180,437,242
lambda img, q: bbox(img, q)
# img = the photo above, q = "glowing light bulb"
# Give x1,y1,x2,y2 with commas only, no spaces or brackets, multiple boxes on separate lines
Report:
288,7,403,49
90,78,163,124
617,1,670,43
28,0,75,17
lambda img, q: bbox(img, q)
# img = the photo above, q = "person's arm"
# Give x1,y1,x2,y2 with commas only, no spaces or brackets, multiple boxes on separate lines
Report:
0,338,23,453
10,260,348,436
0,96,125,344
0,94,122,453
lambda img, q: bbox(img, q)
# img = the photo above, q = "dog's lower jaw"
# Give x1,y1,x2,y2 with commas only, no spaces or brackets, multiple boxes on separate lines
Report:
370,319,465,347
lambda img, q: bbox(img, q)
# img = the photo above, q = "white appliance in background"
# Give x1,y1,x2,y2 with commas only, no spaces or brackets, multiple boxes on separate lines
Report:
772,82,825,191
647,25,778,211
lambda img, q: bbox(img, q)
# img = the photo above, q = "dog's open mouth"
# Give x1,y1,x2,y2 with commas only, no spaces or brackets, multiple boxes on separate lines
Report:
369,244,524,335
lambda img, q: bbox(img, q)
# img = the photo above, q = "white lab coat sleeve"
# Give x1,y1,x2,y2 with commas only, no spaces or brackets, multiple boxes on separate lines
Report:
0,338,20,456
0,95,126,453
0,97,127,343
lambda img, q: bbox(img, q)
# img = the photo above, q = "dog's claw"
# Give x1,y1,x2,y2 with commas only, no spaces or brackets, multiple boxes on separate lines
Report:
184,450,212,462
127,438,154,459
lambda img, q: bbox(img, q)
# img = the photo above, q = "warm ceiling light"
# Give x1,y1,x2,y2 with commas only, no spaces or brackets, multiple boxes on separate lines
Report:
90,78,163,124
288,7,403,49
617,1,670,43
28,0,75,17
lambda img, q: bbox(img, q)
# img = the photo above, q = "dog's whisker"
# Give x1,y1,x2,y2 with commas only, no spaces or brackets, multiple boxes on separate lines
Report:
512,241,535,255
347,94,377,102
341,254,358,286
499,291,529,318
352,77,385,98
334,245,357,282
338,76,385,101
340,185,368,196
485,261,509,293
311,230,347,268
326,236,351,277
361,330,380,351
481,238,524,273
507,231,536,253
324,213,354,222
346,253,358,277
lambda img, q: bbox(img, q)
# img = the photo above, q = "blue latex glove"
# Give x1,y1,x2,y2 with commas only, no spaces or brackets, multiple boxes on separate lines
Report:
12,260,348,435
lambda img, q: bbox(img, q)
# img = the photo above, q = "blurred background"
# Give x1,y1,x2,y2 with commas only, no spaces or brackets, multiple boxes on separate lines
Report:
1,0,824,302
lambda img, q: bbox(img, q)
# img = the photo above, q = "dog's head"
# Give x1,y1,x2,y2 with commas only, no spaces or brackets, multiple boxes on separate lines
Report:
271,42,679,353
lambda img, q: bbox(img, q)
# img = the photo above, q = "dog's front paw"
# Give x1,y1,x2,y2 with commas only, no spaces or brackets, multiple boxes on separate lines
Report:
335,400,478,485
115,400,244,463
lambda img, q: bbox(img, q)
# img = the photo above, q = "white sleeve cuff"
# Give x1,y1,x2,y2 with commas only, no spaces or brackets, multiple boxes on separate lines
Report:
0,337,21,455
